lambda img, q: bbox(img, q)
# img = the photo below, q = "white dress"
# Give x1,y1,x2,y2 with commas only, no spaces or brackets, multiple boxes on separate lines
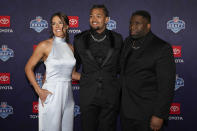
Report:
39,36,76,131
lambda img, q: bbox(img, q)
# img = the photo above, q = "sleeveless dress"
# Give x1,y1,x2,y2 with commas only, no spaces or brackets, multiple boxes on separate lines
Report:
38,36,76,131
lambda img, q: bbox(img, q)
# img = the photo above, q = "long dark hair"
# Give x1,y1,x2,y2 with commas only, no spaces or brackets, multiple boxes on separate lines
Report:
50,12,70,43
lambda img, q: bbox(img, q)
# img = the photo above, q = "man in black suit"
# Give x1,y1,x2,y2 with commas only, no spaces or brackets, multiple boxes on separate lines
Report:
120,10,176,131
74,5,123,131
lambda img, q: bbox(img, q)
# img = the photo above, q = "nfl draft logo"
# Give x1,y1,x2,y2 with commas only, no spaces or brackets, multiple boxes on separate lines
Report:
0,45,14,62
0,102,13,119
167,17,185,33
107,17,116,30
175,74,184,91
36,73,43,87
74,105,80,117
30,16,48,33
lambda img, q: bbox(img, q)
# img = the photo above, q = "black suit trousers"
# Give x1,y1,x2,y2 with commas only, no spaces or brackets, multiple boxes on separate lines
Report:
80,88,118,131
120,112,164,131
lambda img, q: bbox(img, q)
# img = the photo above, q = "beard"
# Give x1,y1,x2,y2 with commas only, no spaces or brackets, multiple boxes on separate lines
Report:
131,34,143,39
90,26,100,31
130,28,150,39
130,31,147,39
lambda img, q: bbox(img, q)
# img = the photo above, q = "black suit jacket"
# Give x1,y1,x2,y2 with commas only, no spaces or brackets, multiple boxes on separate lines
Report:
120,32,176,120
74,29,123,110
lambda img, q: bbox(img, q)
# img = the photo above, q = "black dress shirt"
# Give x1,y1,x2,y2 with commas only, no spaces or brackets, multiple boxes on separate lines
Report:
89,29,111,66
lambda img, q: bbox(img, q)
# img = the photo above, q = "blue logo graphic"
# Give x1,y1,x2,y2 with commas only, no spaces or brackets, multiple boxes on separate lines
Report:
74,105,80,117
175,74,184,91
0,102,13,119
30,16,48,33
36,73,43,87
107,17,116,30
167,17,185,33
0,45,14,62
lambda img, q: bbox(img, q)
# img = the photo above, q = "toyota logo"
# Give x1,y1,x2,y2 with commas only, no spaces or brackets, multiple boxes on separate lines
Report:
173,48,181,55
33,104,38,111
0,75,9,81
69,19,77,26
170,106,179,112
0,18,9,25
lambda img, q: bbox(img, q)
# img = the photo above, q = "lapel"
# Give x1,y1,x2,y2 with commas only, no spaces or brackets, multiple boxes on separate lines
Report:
123,37,133,59
81,31,99,67
101,48,114,67
86,50,95,62
83,29,115,68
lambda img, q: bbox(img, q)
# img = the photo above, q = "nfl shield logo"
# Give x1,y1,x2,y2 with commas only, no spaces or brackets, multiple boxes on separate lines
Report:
2,45,7,51
167,17,185,33
107,17,116,30
175,74,184,91
0,45,14,62
36,73,43,87
0,102,13,119
74,105,80,117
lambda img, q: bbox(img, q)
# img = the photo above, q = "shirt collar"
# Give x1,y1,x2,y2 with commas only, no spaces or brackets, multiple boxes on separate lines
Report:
90,28,108,38
130,31,153,46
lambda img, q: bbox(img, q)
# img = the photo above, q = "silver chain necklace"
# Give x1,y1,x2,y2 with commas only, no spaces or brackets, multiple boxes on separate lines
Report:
90,33,106,42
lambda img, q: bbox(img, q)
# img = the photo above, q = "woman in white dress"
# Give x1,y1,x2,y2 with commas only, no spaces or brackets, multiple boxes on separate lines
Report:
25,12,80,131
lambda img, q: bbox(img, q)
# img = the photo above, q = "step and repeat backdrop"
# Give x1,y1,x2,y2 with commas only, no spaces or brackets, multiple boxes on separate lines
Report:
0,0,197,131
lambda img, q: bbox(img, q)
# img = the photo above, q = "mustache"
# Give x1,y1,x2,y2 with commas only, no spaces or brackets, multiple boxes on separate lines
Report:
90,26,100,31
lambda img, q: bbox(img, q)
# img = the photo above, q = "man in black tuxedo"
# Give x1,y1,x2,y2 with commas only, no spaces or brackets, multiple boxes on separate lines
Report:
74,5,123,131
120,10,176,131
